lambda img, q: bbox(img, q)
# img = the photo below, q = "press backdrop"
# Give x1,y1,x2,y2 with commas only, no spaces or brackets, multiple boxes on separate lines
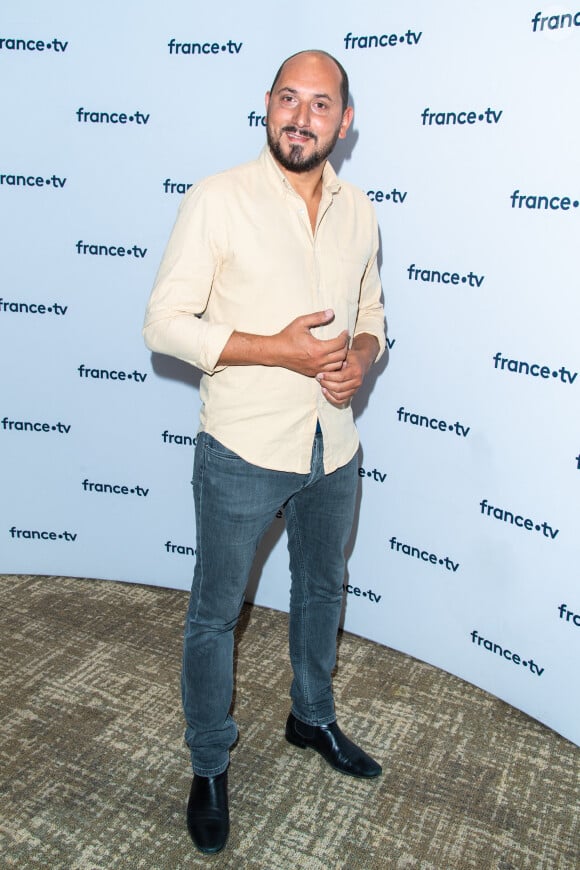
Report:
1,1,578,746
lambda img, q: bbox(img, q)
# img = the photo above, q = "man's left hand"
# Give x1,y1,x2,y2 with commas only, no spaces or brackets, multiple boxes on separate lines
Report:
316,334,379,407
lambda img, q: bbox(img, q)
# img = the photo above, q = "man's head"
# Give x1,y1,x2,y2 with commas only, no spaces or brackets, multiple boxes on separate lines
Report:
265,50,353,175
269,50,350,112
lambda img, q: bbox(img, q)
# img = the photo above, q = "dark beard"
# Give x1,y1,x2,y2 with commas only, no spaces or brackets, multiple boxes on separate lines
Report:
267,125,339,173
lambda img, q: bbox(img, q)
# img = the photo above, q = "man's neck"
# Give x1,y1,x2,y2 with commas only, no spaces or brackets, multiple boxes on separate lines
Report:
271,152,326,205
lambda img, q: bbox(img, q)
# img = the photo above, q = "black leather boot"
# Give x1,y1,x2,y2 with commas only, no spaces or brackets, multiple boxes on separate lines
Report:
186,768,229,853
286,713,382,778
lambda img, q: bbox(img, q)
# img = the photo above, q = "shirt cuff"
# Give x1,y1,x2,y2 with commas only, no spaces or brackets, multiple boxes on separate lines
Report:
199,321,235,374
353,321,386,363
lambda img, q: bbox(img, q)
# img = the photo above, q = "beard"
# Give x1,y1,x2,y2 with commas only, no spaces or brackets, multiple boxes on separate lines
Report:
267,124,341,173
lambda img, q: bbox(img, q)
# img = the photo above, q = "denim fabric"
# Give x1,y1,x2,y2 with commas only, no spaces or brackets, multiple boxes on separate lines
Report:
182,430,358,776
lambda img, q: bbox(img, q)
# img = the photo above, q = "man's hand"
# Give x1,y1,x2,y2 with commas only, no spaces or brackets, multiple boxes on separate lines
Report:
217,309,349,376
272,310,349,377
316,333,379,407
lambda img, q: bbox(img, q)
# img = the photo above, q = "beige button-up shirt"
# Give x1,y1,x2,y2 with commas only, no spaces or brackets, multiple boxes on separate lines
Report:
143,147,385,474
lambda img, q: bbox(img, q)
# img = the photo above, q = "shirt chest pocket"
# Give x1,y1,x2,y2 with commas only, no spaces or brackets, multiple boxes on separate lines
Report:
320,253,367,302
312,254,366,336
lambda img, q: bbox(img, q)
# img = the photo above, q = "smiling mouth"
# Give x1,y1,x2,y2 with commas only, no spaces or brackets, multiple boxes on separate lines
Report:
282,126,316,143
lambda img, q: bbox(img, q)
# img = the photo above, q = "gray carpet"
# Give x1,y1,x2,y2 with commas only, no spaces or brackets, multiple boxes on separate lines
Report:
0,574,578,868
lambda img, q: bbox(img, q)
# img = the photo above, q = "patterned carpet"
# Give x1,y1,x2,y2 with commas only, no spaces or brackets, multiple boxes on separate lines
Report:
0,574,578,869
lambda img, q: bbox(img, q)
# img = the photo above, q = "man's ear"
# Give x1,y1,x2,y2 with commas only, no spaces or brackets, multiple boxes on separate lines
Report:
338,106,354,140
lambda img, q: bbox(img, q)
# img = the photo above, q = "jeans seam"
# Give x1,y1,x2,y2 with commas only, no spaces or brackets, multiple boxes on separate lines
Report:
288,498,311,707
192,447,206,622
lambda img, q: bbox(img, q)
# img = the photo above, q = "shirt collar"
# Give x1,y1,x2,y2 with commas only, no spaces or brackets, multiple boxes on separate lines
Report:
260,145,341,196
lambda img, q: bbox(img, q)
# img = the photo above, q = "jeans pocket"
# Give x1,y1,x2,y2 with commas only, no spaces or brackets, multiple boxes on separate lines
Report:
203,434,241,462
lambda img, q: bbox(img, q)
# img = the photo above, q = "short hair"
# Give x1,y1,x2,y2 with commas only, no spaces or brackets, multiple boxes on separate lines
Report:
269,50,350,112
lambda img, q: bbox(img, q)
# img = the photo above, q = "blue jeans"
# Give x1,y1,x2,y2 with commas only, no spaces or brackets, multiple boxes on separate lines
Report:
182,430,358,776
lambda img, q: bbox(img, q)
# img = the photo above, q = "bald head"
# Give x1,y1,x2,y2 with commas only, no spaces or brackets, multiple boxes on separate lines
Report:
269,50,350,112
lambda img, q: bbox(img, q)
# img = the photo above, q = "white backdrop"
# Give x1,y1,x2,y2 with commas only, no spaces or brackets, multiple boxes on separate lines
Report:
1,1,578,746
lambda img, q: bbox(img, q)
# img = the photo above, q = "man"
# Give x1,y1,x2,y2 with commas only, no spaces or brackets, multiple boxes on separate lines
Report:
143,49,386,854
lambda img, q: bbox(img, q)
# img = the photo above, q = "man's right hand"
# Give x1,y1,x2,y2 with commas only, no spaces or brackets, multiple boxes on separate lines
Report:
217,309,349,376
272,310,349,377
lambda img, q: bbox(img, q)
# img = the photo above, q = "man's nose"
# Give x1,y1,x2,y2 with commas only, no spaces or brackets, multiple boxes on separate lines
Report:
292,100,311,129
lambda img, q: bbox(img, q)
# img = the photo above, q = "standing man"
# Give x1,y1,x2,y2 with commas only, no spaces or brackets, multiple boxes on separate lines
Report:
143,49,386,854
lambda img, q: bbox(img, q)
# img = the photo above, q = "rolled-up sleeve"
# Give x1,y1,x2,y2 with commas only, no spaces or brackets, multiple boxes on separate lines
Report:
353,215,386,362
143,183,235,374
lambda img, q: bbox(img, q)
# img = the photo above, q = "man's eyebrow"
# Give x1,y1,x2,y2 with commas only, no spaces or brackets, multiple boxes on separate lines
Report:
277,86,334,101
